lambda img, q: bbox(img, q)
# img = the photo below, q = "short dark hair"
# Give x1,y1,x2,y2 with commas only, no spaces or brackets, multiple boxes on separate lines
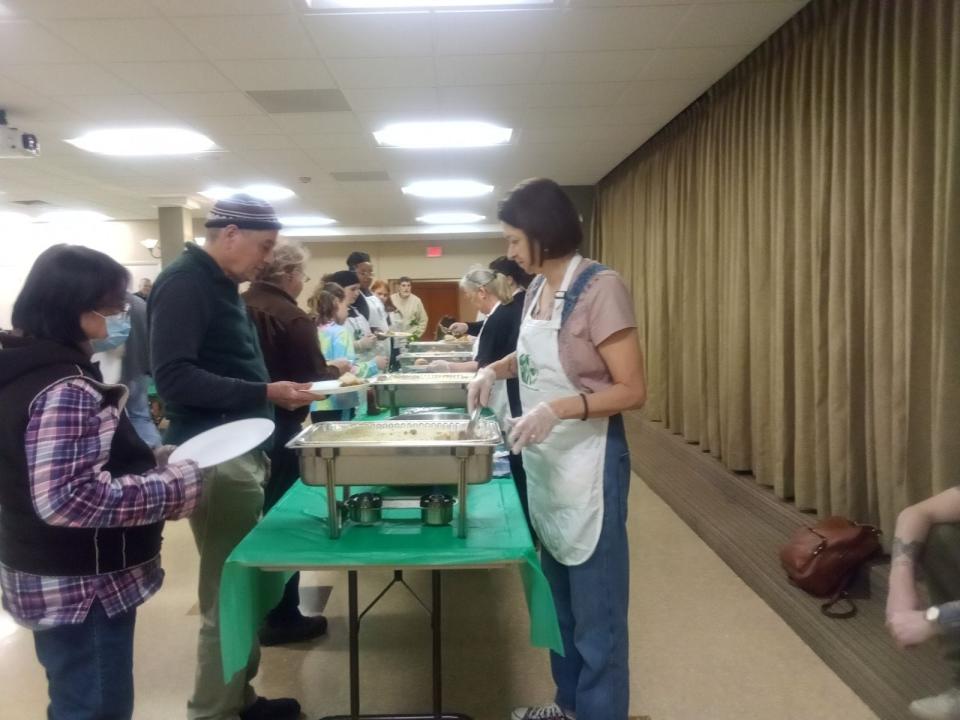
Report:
346,251,370,269
398,276,412,284
12,244,129,344
489,256,533,288
498,178,582,263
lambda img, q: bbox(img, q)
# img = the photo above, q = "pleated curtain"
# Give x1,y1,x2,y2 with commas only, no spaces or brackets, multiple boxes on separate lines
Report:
593,0,960,538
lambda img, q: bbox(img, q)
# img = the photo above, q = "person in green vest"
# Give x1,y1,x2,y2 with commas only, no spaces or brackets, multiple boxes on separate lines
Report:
149,195,315,720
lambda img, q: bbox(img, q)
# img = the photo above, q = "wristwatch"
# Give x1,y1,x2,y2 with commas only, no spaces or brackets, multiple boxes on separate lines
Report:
926,606,941,624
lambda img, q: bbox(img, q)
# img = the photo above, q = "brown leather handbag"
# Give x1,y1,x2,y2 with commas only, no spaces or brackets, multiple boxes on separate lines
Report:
779,516,882,618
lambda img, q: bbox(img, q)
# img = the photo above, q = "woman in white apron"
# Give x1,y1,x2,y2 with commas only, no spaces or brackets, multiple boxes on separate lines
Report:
469,179,647,720
425,267,532,531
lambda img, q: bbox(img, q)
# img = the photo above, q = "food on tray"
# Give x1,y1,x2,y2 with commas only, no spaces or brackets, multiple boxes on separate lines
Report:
443,334,457,341
338,372,363,386
414,358,430,366
310,423,464,443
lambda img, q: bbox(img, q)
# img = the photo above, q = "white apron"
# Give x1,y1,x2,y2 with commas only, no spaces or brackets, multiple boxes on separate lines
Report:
473,302,510,427
517,255,608,566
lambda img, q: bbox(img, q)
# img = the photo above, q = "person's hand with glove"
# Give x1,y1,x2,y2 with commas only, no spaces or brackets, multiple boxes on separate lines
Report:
467,367,496,411
507,402,560,454
426,359,451,373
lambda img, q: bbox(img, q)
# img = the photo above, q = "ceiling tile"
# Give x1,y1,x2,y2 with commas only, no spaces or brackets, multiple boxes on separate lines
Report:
3,0,157,18
151,91,264,117
617,78,713,117
438,85,533,112
310,148,388,172
303,12,433,58
188,115,281,136
272,111,363,134
437,54,543,87
0,20,85,63
45,17,202,62
107,61,235,93
0,63,134,96
152,0,293,15
215,134,296,151
214,59,336,91
290,133,372,150
538,50,655,84
529,82,628,108
172,15,317,60
665,2,802,47
434,10,558,56
639,46,753,80
341,86,439,114
547,6,689,52
326,57,436,89
58,94,179,124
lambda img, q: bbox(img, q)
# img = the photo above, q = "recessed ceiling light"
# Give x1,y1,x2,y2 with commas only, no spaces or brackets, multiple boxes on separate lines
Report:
309,0,550,7
37,210,111,223
280,215,337,227
402,180,494,199
66,128,215,157
200,184,295,202
374,122,512,149
417,212,486,224
0,211,32,227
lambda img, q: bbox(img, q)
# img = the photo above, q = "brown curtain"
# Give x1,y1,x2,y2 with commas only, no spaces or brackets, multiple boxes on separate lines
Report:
593,0,960,539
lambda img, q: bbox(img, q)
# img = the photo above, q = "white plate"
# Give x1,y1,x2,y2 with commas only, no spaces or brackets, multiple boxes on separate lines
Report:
169,418,275,469
309,380,370,396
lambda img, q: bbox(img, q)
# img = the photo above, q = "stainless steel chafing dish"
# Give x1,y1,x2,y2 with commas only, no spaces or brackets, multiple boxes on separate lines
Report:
287,419,501,538
407,340,473,353
371,372,473,415
397,351,474,371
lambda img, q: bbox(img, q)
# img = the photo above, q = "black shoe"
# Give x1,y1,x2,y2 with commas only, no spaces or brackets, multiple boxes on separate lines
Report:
259,613,328,647
240,696,302,720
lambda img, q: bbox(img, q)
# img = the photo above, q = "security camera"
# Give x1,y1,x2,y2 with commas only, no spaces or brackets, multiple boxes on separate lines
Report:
0,110,40,159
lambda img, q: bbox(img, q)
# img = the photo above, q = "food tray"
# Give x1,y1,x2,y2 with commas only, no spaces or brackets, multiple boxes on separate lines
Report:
370,372,473,413
288,419,500,486
408,340,473,352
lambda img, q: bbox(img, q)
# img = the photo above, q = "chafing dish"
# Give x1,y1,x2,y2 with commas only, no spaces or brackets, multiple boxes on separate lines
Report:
407,340,473,353
397,351,474,371
287,419,501,537
371,372,473,415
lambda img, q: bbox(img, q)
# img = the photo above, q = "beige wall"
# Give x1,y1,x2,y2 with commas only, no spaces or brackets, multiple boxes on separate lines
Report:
0,220,161,329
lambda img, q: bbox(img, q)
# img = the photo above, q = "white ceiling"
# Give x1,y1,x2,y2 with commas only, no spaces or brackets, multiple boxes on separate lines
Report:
0,0,806,233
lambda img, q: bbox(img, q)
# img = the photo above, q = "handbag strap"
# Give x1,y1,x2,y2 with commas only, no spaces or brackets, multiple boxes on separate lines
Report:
820,572,858,619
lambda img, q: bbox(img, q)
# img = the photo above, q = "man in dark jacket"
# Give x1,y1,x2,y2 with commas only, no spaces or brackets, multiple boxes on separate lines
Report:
150,195,314,720
242,243,348,646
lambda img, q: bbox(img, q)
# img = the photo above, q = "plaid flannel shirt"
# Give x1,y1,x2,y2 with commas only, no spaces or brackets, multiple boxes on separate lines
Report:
0,377,201,629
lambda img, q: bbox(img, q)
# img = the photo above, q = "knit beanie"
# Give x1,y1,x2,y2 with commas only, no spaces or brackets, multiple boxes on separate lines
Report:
204,193,282,230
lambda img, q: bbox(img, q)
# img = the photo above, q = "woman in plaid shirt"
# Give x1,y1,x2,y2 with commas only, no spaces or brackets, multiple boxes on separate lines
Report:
0,245,203,720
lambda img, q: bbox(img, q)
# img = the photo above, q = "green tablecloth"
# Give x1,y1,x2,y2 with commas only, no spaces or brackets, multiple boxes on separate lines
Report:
218,475,562,681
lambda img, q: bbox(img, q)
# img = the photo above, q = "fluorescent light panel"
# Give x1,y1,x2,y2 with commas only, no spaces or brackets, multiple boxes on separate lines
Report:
37,210,111,223
200,184,295,202
417,212,486,224
402,179,493,199
309,0,551,7
66,128,215,157
374,121,512,149
280,215,337,227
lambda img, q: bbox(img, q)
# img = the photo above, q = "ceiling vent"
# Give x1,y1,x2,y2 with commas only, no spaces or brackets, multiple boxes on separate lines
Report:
246,89,351,114
11,199,52,206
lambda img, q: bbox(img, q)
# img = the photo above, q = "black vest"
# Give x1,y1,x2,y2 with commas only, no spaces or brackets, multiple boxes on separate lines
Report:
0,347,164,576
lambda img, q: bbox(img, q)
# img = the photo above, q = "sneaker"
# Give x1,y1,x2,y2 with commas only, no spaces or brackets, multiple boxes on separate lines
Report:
910,689,960,720
511,703,575,720
259,614,328,647
239,696,302,720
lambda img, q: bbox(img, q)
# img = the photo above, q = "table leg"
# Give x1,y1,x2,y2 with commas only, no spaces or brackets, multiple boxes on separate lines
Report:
432,571,442,718
349,570,360,719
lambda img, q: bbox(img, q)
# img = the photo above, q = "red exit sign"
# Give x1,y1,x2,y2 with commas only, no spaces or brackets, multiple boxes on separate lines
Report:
426,245,443,258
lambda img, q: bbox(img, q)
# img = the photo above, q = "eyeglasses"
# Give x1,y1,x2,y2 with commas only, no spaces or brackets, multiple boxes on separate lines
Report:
94,302,130,322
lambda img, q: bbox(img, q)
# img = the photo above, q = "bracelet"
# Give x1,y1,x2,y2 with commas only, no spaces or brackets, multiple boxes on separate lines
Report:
579,393,589,421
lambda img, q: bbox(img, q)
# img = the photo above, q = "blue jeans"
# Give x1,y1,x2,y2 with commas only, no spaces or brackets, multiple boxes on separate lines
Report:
33,601,137,720
540,414,631,719
126,374,161,448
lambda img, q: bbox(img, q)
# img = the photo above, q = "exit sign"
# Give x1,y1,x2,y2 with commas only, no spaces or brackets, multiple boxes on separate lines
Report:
426,246,442,258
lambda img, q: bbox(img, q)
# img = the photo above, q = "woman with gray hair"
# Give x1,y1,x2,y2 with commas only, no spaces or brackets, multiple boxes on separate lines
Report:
242,243,349,646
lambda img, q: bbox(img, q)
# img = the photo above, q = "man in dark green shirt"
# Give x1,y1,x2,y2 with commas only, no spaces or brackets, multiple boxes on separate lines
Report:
150,194,313,720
